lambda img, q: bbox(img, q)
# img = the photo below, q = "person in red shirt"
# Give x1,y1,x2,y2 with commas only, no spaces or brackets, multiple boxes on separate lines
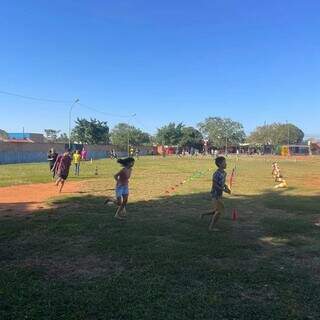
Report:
52,150,72,193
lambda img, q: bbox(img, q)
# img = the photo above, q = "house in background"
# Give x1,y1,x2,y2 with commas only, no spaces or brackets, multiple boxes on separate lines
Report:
4,133,45,143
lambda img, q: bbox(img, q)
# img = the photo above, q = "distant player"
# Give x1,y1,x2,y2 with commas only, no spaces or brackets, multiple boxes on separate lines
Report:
47,148,58,179
105,157,135,220
73,150,81,176
272,162,281,181
81,147,87,161
201,156,231,231
274,174,288,188
53,150,72,193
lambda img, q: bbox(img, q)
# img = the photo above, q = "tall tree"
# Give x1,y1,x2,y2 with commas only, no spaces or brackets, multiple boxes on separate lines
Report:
155,123,184,145
0,129,8,140
247,123,304,145
44,129,61,142
110,123,151,150
179,126,203,149
198,117,246,148
71,118,109,144
57,133,69,143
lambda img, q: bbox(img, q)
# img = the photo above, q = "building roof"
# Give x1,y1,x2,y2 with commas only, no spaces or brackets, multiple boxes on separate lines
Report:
8,133,32,139
1,138,34,143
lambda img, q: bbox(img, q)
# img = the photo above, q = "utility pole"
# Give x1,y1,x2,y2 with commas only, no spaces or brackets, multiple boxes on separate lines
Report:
127,113,136,157
225,136,228,155
68,98,80,149
287,121,290,156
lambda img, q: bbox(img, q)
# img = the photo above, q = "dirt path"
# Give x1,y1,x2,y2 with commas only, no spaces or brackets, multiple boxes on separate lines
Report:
0,181,85,215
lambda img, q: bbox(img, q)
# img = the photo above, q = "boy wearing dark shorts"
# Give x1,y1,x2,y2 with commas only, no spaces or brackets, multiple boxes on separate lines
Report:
201,156,231,231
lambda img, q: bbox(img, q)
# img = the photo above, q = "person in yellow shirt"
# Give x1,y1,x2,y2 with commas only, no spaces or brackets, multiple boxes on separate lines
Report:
73,150,81,176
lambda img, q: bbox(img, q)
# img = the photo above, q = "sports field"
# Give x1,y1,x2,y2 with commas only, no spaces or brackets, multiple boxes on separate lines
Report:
1,156,320,319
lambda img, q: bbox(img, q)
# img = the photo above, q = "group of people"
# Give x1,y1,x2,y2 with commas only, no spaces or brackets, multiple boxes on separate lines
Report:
47,148,86,193
104,155,230,232
48,146,231,231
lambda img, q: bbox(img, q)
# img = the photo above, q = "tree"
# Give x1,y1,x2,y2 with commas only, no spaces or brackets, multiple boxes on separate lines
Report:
155,123,184,145
44,129,61,142
71,118,109,144
198,117,246,148
57,133,69,143
179,126,203,149
247,123,304,145
110,123,151,150
0,129,8,140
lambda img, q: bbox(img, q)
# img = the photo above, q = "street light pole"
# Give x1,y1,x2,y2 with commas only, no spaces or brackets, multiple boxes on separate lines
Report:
286,120,290,156
68,98,80,149
127,113,136,157
225,136,228,155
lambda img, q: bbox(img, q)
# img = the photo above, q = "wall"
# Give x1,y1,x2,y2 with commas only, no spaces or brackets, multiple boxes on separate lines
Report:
0,142,152,164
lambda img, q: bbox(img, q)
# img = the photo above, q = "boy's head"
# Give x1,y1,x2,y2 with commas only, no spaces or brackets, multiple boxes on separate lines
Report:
117,157,135,168
215,156,226,169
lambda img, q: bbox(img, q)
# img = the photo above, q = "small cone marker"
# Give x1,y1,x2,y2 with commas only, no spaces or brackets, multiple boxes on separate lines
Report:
95,166,98,175
232,208,238,221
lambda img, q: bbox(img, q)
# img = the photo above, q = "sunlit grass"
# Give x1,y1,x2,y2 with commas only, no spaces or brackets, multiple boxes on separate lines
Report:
1,156,320,319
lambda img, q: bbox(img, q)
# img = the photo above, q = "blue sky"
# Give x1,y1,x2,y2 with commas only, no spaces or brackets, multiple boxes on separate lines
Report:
1,0,320,137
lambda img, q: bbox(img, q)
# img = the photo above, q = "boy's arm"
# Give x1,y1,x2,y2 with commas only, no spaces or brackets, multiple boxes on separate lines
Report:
223,184,231,194
114,170,122,181
51,157,59,172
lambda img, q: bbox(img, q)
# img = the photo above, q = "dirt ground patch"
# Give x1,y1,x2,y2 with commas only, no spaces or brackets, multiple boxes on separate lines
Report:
304,177,320,188
0,181,86,215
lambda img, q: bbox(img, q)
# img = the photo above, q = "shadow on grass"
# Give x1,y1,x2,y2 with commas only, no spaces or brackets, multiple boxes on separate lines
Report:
0,189,320,320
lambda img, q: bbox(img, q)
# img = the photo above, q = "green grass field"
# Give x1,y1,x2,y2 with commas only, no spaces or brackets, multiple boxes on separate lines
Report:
1,156,320,319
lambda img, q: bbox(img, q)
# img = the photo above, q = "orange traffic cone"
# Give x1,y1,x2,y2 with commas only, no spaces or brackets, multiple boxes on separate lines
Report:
232,208,238,221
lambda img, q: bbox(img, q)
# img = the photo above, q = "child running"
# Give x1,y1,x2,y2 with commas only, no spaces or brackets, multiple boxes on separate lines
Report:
272,162,281,181
201,156,231,231
106,157,135,220
52,150,72,193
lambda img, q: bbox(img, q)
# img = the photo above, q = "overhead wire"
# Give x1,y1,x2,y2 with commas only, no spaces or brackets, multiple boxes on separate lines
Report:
0,89,139,120
0,89,72,103
78,103,133,119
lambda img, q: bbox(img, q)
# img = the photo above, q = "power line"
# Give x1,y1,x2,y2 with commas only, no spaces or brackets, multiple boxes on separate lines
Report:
0,89,136,120
0,89,72,103
78,103,133,119
134,117,154,133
